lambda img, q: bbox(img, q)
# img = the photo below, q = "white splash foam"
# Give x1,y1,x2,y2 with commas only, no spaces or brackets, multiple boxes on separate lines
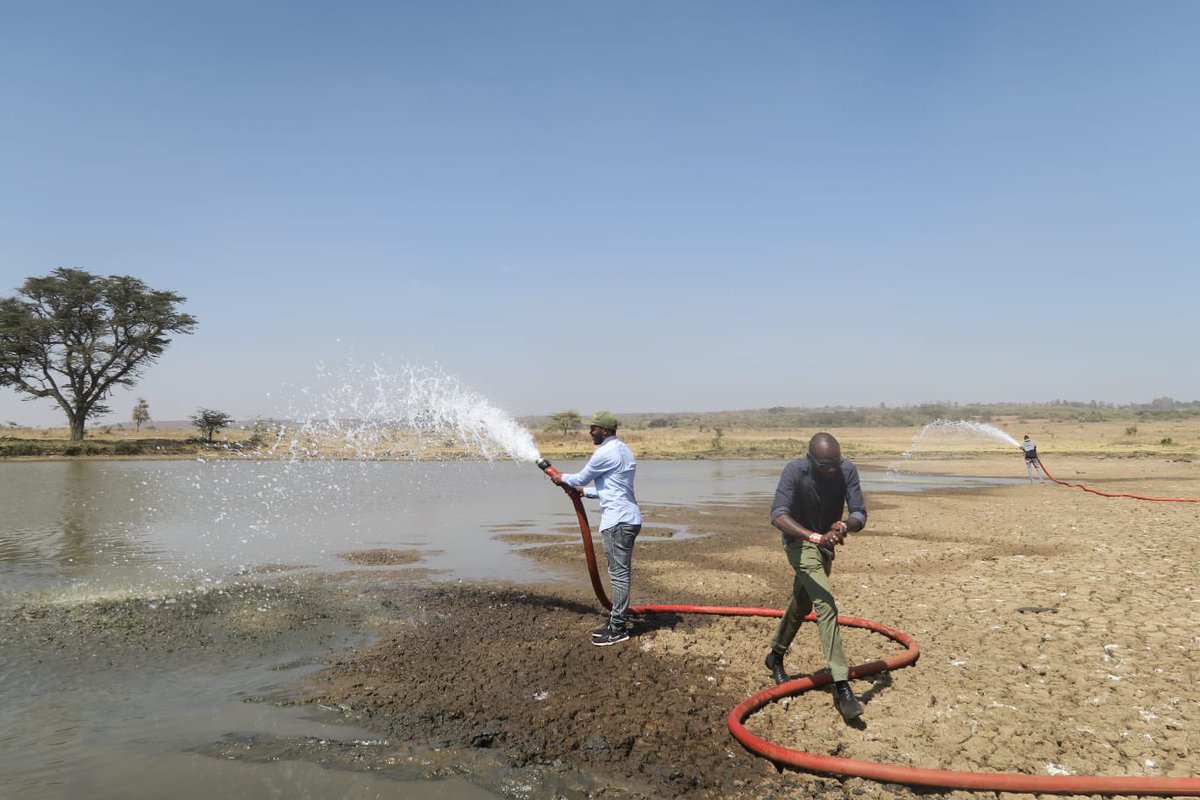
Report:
906,419,1021,453
271,358,540,462
889,419,1020,472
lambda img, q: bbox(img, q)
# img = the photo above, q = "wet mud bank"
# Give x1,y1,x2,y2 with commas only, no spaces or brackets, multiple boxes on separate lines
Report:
2,582,350,689
305,583,810,798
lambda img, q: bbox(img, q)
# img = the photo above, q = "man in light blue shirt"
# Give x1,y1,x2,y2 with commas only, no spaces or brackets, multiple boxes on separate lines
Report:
551,411,642,646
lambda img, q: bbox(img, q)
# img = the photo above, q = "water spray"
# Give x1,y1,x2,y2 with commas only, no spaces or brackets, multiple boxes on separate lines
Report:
276,359,541,462
892,419,1197,503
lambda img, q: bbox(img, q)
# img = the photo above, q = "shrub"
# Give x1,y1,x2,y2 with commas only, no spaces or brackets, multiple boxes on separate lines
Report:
246,419,273,448
115,440,144,455
0,442,44,456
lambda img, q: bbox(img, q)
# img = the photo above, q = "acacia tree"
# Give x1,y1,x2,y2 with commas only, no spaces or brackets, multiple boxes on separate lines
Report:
0,269,197,442
132,397,151,431
547,409,582,436
191,408,233,443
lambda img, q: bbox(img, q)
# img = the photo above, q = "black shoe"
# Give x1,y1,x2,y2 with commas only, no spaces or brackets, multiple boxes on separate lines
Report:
592,622,627,638
592,626,630,647
764,651,790,685
833,681,864,719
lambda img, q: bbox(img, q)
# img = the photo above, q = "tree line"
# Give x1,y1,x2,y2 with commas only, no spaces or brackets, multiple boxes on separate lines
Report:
530,400,1200,433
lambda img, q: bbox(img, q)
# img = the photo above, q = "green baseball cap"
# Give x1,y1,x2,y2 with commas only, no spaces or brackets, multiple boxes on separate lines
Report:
590,411,619,430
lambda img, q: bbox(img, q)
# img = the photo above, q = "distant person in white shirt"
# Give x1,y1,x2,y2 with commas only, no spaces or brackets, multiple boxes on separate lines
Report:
1022,435,1045,484
549,411,642,646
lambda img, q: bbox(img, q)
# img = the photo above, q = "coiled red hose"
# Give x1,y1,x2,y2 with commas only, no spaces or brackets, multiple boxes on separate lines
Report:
547,469,1200,796
1037,457,1198,503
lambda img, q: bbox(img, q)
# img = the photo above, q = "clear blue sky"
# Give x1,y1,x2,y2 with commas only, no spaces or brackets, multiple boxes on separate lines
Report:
2,1,1197,427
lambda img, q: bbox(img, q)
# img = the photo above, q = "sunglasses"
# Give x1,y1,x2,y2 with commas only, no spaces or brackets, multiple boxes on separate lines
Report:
807,453,839,471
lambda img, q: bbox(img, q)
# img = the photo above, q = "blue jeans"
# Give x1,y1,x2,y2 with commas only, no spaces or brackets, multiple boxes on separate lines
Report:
602,522,641,629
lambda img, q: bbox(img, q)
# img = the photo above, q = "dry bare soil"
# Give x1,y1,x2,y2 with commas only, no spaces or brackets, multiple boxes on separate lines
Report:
306,439,1200,799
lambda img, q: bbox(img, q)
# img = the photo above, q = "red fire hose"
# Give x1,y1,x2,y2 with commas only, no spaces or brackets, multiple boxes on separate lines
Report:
1037,457,1198,503
538,459,1200,796
558,482,612,610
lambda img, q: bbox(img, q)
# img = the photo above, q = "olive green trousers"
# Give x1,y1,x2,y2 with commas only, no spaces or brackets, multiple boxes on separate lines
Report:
769,539,850,682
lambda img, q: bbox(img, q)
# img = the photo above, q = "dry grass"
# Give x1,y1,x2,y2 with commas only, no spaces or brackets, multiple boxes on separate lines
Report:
3,415,1198,461
533,416,1200,461
2,424,212,442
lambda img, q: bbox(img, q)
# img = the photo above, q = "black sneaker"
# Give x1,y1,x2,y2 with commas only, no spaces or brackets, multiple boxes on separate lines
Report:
592,621,628,638
592,627,630,647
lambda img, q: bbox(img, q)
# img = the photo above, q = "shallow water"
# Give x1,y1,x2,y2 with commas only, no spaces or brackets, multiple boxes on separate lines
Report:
0,458,1018,799
0,459,1018,600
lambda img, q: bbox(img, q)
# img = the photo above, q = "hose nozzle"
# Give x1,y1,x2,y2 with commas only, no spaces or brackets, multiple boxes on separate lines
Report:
535,457,563,480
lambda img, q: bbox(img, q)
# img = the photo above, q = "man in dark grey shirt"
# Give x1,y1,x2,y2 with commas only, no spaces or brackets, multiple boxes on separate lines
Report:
765,432,868,720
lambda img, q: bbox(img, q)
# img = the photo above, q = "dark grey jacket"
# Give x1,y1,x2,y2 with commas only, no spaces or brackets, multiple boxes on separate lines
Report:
770,457,868,554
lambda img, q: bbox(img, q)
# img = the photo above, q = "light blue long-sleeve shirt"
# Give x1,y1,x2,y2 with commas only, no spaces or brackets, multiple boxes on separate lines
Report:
560,436,642,531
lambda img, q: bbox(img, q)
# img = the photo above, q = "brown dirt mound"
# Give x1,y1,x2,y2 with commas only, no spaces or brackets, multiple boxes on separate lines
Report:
305,584,797,797
337,548,429,566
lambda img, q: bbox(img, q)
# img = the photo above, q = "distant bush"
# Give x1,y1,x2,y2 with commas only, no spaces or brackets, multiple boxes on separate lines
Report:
1161,437,1174,445
246,419,273,448
0,442,44,456
0,437,195,458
